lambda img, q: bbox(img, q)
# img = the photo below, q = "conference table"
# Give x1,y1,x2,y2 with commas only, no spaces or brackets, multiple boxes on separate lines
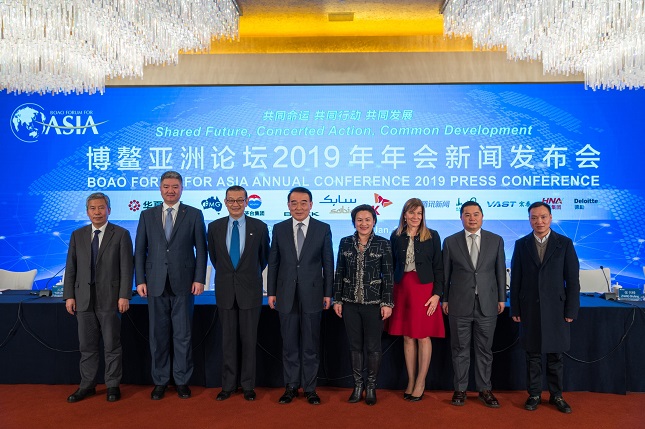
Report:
0,291,643,394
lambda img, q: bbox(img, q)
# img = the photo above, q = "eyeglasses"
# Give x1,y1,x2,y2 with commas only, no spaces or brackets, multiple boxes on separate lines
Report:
226,198,246,205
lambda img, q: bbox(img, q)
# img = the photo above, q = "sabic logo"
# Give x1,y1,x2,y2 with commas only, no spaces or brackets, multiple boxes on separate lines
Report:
10,103,107,143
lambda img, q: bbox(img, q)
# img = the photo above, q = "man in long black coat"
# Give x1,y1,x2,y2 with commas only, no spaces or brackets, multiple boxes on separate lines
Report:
510,202,580,414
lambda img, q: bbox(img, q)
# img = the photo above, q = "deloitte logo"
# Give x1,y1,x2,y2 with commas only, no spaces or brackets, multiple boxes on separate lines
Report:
248,194,262,209
10,103,107,143
10,103,47,143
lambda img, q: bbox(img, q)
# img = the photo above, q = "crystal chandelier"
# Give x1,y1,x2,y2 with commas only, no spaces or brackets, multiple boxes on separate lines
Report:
0,0,240,95
443,0,645,90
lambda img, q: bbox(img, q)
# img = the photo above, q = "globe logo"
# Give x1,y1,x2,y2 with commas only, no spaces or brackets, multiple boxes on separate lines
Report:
248,194,262,209
10,103,47,143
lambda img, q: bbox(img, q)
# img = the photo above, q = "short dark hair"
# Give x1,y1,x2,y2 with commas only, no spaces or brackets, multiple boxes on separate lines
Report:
351,204,378,226
226,185,247,199
528,201,551,214
460,200,483,216
160,170,183,184
287,187,312,202
86,192,110,210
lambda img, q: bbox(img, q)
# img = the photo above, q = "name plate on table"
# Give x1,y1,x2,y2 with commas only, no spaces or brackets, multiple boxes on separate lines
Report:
618,288,644,301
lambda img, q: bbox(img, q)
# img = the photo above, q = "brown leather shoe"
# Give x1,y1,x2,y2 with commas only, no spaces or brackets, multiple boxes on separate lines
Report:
478,390,500,408
451,390,466,406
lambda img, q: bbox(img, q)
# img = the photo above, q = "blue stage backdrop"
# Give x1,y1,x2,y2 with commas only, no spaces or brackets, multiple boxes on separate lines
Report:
2,83,644,289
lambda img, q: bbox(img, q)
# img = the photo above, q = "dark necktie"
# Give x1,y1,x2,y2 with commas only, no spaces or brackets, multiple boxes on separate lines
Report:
165,207,174,241
296,222,305,259
91,230,100,284
230,220,240,269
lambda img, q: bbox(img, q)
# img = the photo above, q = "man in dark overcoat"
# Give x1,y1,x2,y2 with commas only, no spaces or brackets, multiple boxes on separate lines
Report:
510,201,580,414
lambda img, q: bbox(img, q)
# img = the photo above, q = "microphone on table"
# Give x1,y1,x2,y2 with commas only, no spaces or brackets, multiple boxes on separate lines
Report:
599,265,616,301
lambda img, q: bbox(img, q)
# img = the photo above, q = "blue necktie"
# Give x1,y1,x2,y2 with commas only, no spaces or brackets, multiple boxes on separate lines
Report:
165,207,174,241
91,230,100,284
230,220,240,269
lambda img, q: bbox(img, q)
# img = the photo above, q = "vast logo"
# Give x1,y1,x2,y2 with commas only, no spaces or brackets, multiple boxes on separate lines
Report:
10,103,107,143
487,201,518,208
248,194,262,209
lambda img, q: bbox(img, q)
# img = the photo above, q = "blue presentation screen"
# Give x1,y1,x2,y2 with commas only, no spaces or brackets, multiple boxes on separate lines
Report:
2,83,644,288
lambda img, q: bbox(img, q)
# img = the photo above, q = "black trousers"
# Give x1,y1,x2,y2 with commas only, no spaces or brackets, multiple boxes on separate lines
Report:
342,303,383,354
526,352,564,397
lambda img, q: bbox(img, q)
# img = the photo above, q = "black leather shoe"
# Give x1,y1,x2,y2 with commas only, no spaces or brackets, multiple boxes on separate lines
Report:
549,396,572,414
176,385,191,399
243,390,257,401
451,390,466,406
305,391,321,405
216,390,234,401
403,392,412,401
479,390,500,408
408,393,424,402
525,395,541,411
151,385,167,400
106,387,121,402
67,387,96,403
278,387,298,404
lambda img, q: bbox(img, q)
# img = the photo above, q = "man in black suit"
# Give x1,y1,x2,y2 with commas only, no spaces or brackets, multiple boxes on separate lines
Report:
64,192,133,403
135,171,207,400
207,186,270,402
442,201,506,408
511,202,580,414
267,187,334,405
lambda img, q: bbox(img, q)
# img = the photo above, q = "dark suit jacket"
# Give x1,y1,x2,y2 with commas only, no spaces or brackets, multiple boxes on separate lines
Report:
443,229,506,317
63,223,133,312
207,216,270,310
510,230,580,353
267,217,334,314
134,203,207,296
391,229,444,296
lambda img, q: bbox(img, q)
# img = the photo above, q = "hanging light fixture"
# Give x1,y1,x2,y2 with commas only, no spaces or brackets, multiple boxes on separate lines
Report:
443,0,645,90
0,0,240,95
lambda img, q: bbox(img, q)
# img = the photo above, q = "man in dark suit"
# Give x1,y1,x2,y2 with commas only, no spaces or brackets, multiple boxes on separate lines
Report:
64,192,133,403
135,171,207,400
442,201,506,408
207,186,270,402
267,187,334,405
510,201,580,414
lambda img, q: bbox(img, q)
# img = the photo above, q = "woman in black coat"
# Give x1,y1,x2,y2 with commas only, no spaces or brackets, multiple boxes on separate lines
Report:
333,204,394,406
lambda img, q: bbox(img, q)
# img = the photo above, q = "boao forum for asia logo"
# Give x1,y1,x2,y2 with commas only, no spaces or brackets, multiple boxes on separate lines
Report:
9,103,107,143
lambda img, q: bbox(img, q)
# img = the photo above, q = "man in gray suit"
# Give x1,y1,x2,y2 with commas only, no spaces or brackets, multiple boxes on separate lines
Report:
267,187,334,405
442,201,506,408
135,171,207,400
511,202,579,414
64,192,133,403
207,185,270,402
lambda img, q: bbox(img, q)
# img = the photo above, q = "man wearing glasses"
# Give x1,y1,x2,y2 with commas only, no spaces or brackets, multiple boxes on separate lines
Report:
207,186,270,402
267,187,334,405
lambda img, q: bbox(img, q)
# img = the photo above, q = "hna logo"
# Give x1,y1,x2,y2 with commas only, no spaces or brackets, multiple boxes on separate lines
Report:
10,103,107,143
248,194,262,209
542,197,562,205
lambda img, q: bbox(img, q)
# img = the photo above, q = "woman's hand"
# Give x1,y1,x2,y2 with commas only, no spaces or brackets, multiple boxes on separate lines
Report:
381,306,392,320
425,294,440,316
